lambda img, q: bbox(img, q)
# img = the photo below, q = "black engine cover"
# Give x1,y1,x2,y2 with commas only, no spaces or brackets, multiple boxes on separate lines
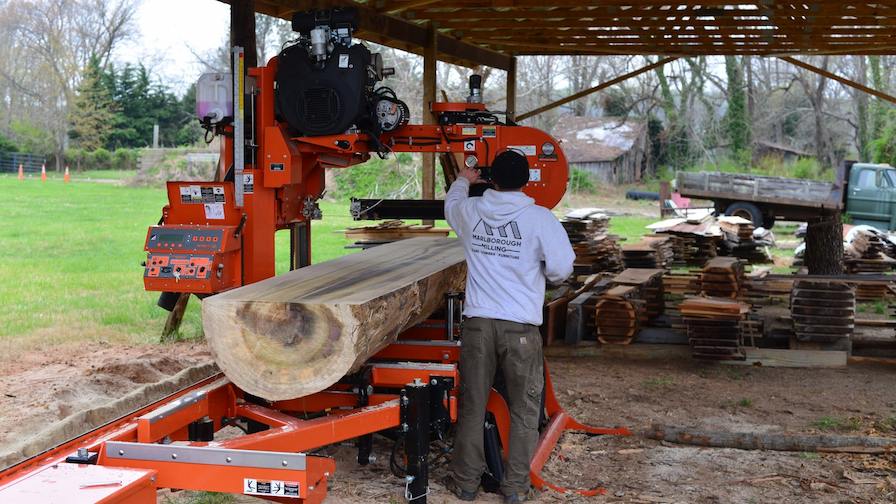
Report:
276,43,373,136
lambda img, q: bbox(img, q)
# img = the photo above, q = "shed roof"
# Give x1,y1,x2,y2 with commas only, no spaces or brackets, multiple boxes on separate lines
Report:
243,1,896,66
552,116,647,163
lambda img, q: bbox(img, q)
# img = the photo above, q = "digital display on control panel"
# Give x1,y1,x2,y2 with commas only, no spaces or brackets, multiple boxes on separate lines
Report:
148,228,225,251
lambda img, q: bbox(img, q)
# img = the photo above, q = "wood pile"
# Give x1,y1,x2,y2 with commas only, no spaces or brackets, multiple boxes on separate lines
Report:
622,236,673,269
594,285,645,344
717,216,773,264
680,296,750,360
662,272,701,333
344,220,451,248
648,218,722,267
790,280,855,346
701,257,745,298
843,227,896,275
561,209,624,274
613,268,665,320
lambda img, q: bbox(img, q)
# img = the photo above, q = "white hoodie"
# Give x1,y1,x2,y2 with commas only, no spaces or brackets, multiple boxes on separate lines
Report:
445,178,575,325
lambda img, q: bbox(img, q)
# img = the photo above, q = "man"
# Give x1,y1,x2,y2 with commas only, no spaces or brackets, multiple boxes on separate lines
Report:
444,149,575,503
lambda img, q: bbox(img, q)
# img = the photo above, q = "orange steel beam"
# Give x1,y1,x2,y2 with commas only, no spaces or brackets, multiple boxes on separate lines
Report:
516,57,678,121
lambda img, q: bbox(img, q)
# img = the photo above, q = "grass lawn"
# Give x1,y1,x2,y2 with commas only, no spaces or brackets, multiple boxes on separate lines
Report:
0,174,668,350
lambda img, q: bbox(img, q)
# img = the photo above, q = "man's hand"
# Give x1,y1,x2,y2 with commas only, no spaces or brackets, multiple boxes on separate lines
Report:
458,166,482,184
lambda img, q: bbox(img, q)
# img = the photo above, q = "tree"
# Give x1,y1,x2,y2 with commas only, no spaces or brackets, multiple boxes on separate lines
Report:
0,0,138,167
724,56,750,158
69,55,115,150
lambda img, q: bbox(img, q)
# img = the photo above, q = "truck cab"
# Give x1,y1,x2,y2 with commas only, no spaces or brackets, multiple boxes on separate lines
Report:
845,163,896,230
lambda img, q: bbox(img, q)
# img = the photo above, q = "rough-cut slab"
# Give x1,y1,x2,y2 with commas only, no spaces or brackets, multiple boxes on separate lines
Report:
202,237,466,400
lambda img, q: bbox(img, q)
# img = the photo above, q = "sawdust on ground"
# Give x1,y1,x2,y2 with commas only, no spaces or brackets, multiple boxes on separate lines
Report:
0,340,211,452
5,343,895,503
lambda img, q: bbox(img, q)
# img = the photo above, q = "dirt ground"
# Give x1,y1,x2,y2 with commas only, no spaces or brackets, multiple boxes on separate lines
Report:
297,354,896,504
4,344,895,503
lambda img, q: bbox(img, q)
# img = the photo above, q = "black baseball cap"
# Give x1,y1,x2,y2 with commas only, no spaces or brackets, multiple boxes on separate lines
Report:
491,149,529,190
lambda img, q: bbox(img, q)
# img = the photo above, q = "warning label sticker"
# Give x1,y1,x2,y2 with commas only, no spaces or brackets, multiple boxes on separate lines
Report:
181,185,225,204
243,173,254,194
244,478,300,498
508,145,537,156
464,140,476,152
461,126,477,136
482,126,497,138
204,203,225,220
529,168,542,182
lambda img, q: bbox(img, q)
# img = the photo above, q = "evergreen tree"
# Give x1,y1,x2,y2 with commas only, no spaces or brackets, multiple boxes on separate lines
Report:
69,54,115,150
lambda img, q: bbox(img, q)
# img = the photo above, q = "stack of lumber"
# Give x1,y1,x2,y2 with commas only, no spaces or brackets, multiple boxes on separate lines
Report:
622,236,673,269
613,268,665,320
662,272,701,333
680,296,750,360
718,216,773,264
790,280,855,345
649,218,721,267
742,270,792,306
843,226,896,275
700,257,745,298
594,285,645,344
561,209,624,274
202,237,466,400
344,220,451,249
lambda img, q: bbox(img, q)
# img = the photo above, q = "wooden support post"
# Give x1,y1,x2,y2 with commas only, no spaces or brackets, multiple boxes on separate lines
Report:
422,22,437,225
162,294,191,342
779,56,896,106
517,57,678,121
230,0,257,68
506,56,517,122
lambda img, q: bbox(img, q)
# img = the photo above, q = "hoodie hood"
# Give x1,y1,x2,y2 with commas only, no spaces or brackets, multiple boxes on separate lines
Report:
477,188,535,226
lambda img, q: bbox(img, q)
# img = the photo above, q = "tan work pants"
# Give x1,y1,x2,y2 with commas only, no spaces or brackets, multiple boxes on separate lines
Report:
450,317,544,496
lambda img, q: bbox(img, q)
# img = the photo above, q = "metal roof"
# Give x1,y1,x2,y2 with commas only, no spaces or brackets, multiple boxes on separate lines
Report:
246,1,896,66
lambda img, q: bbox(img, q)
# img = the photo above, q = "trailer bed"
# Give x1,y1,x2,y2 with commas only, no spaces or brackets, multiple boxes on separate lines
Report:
677,171,843,211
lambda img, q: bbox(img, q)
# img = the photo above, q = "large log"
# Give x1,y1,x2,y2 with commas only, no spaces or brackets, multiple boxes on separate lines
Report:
202,238,466,400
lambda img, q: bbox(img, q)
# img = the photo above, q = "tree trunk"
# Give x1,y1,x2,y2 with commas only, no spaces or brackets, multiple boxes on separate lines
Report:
805,213,843,275
202,238,466,400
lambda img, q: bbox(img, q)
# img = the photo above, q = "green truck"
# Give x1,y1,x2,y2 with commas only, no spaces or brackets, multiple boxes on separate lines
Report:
676,162,896,230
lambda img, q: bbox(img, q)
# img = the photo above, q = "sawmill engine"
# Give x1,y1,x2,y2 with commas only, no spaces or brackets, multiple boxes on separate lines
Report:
276,8,409,138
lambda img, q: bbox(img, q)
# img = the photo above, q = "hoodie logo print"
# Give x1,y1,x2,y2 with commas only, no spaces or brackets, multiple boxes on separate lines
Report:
471,219,523,259
478,220,523,239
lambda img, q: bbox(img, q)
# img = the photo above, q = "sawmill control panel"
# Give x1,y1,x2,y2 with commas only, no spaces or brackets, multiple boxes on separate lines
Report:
144,225,241,294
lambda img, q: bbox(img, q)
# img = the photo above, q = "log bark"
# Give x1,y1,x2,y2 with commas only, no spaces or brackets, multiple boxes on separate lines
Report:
805,213,843,275
202,238,466,400
644,423,896,453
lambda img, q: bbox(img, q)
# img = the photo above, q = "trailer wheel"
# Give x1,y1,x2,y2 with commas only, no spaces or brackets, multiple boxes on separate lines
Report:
725,202,763,227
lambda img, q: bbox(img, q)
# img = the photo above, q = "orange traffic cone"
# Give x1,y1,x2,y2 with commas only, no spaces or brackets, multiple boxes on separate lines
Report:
17,164,23,181
64,165,70,183
40,164,46,182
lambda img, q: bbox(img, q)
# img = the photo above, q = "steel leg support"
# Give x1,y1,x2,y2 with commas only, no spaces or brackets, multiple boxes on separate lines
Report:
404,380,430,503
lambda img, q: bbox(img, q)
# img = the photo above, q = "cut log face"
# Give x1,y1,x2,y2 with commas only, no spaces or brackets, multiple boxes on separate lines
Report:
202,237,466,400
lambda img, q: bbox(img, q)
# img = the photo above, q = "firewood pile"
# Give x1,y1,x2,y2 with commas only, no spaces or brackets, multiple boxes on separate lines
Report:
680,296,751,360
561,209,624,275
717,216,773,264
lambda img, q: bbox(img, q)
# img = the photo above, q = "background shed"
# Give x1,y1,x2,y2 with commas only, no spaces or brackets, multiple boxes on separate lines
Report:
552,116,651,185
